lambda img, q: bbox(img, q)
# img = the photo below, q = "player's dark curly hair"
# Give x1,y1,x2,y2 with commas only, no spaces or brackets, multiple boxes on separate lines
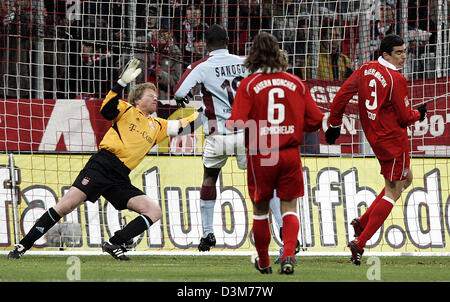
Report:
206,24,228,50
244,31,288,74
380,34,405,56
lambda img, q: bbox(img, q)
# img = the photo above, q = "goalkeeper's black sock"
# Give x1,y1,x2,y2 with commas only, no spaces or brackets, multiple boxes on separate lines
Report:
20,207,61,250
109,214,153,245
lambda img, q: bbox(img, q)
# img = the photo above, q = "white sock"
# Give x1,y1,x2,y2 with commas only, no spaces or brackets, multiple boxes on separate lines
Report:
269,192,283,229
200,199,215,237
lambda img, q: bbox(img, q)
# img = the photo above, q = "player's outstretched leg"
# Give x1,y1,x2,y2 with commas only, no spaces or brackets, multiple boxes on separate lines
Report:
8,207,62,259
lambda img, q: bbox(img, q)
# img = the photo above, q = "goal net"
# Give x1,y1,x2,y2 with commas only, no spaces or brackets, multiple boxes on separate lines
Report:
0,0,449,256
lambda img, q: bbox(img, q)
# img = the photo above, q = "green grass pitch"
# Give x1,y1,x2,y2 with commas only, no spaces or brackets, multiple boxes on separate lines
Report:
0,255,448,282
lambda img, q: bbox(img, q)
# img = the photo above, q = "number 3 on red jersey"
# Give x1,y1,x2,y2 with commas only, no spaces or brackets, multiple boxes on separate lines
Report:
365,79,378,120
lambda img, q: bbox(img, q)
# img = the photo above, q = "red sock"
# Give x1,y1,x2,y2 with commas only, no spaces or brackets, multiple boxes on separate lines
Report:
253,215,271,268
357,196,394,249
359,188,385,228
281,212,299,260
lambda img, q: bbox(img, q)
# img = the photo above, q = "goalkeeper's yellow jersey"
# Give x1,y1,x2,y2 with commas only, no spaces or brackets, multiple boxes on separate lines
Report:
99,89,169,170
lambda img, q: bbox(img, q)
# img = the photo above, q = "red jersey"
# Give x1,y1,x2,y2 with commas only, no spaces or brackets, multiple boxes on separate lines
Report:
328,57,421,160
226,71,324,153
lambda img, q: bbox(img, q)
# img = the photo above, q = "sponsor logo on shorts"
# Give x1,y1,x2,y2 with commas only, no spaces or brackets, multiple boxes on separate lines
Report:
402,168,409,178
81,177,90,186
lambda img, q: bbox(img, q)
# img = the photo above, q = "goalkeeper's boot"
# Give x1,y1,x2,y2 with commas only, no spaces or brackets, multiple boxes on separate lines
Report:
279,256,295,275
348,240,364,266
8,244,26,259
351,218,364,238
198,233,216,252
254,257,272,274
102,241,130,261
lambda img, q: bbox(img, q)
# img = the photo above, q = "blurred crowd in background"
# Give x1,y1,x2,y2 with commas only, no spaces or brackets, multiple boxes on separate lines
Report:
0,0,448,101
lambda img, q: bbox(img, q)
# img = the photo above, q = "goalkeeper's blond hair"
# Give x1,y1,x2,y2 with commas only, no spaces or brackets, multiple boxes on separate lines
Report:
128,82,157,106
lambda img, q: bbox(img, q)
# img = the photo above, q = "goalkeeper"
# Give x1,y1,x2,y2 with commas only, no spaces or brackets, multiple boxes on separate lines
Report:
8,59,198,261
325,35,426,265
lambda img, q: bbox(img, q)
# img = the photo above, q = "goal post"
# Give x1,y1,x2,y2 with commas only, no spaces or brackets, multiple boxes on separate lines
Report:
0,0,449,256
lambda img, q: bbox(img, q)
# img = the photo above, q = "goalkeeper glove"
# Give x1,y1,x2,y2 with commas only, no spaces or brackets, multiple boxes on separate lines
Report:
179,111,199,128
325,125,341,145
118,59,142,87
417,103,427,122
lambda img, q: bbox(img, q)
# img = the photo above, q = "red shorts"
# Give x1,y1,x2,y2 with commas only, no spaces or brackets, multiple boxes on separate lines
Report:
247,147,303,203
378,151,410,181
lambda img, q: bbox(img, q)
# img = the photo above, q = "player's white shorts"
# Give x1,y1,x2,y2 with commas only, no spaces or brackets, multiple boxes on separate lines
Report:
202,131,247,170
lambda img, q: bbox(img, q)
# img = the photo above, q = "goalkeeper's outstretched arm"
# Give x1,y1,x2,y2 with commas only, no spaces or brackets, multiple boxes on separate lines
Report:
101,58,142,120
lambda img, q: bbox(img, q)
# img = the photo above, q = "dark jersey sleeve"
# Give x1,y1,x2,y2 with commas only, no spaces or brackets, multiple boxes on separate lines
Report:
100,83,125,120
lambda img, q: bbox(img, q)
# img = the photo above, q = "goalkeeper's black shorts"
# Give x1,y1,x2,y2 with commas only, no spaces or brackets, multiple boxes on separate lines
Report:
72,149,145,210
